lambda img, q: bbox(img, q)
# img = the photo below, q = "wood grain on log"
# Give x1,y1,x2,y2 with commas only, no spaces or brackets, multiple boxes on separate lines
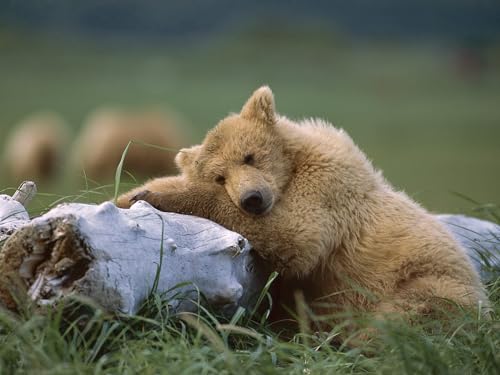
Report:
0,181,35,243
0,183,497,316
0,201,267,315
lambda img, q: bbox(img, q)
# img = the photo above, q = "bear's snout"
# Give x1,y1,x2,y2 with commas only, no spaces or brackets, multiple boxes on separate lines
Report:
240,190,272,215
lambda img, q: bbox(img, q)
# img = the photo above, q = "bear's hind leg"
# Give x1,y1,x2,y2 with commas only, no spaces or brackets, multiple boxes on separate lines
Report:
384,275,489,321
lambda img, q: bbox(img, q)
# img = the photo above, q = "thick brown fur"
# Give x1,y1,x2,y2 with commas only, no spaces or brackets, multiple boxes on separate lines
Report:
117,87,488,327
71,108,186,182
3,112,69,184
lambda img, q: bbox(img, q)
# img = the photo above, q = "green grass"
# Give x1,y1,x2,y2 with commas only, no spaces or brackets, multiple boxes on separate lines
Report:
0,29,499,373
1,186,498,374
0,195,498,374
0,29,499,213
0,266,498,374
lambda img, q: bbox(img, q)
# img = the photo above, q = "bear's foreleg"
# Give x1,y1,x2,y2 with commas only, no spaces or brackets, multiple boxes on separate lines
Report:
115,176,217,218
116,175,335,281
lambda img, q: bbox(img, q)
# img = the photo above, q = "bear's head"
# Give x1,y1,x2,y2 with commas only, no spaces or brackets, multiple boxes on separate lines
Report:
175,86,293,216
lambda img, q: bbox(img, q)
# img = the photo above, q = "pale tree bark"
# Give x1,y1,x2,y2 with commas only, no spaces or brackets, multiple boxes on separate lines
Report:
0,182,497,315
0,181,36,243
0,183,266,314
437,214,499,281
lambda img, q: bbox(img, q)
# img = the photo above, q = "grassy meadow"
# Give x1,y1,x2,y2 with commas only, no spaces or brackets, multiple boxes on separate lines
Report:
0,30,499,374
0,259,498,374
0,31,499,215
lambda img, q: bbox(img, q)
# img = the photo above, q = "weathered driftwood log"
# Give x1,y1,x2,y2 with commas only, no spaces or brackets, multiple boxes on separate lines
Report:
437,214,500,281
0,183,498,316
0,200,267,315
0,181,36,243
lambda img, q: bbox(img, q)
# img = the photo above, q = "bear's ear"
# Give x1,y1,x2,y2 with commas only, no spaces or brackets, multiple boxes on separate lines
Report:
240,86,276,126
175,145,202,171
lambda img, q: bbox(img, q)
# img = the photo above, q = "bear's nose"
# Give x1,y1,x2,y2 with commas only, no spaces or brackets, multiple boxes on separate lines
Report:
241,191,266,215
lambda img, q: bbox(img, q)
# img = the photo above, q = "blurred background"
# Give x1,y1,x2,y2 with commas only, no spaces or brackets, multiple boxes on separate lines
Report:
1,0,499,216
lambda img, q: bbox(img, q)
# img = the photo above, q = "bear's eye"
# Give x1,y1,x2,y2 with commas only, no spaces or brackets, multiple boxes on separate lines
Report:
215,175,225,185
243,154,254,165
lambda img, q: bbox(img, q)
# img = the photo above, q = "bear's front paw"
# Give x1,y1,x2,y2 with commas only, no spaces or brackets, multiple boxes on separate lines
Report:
130,190,152,204
129,190,165,211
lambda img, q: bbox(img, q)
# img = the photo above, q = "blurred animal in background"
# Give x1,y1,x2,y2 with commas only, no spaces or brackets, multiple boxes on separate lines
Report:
2,112,69,185
70,108,186,182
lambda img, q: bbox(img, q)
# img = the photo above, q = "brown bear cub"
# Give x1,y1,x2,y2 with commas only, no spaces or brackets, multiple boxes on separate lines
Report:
117,86,487,328
71,108,186,182
3,112,69,184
